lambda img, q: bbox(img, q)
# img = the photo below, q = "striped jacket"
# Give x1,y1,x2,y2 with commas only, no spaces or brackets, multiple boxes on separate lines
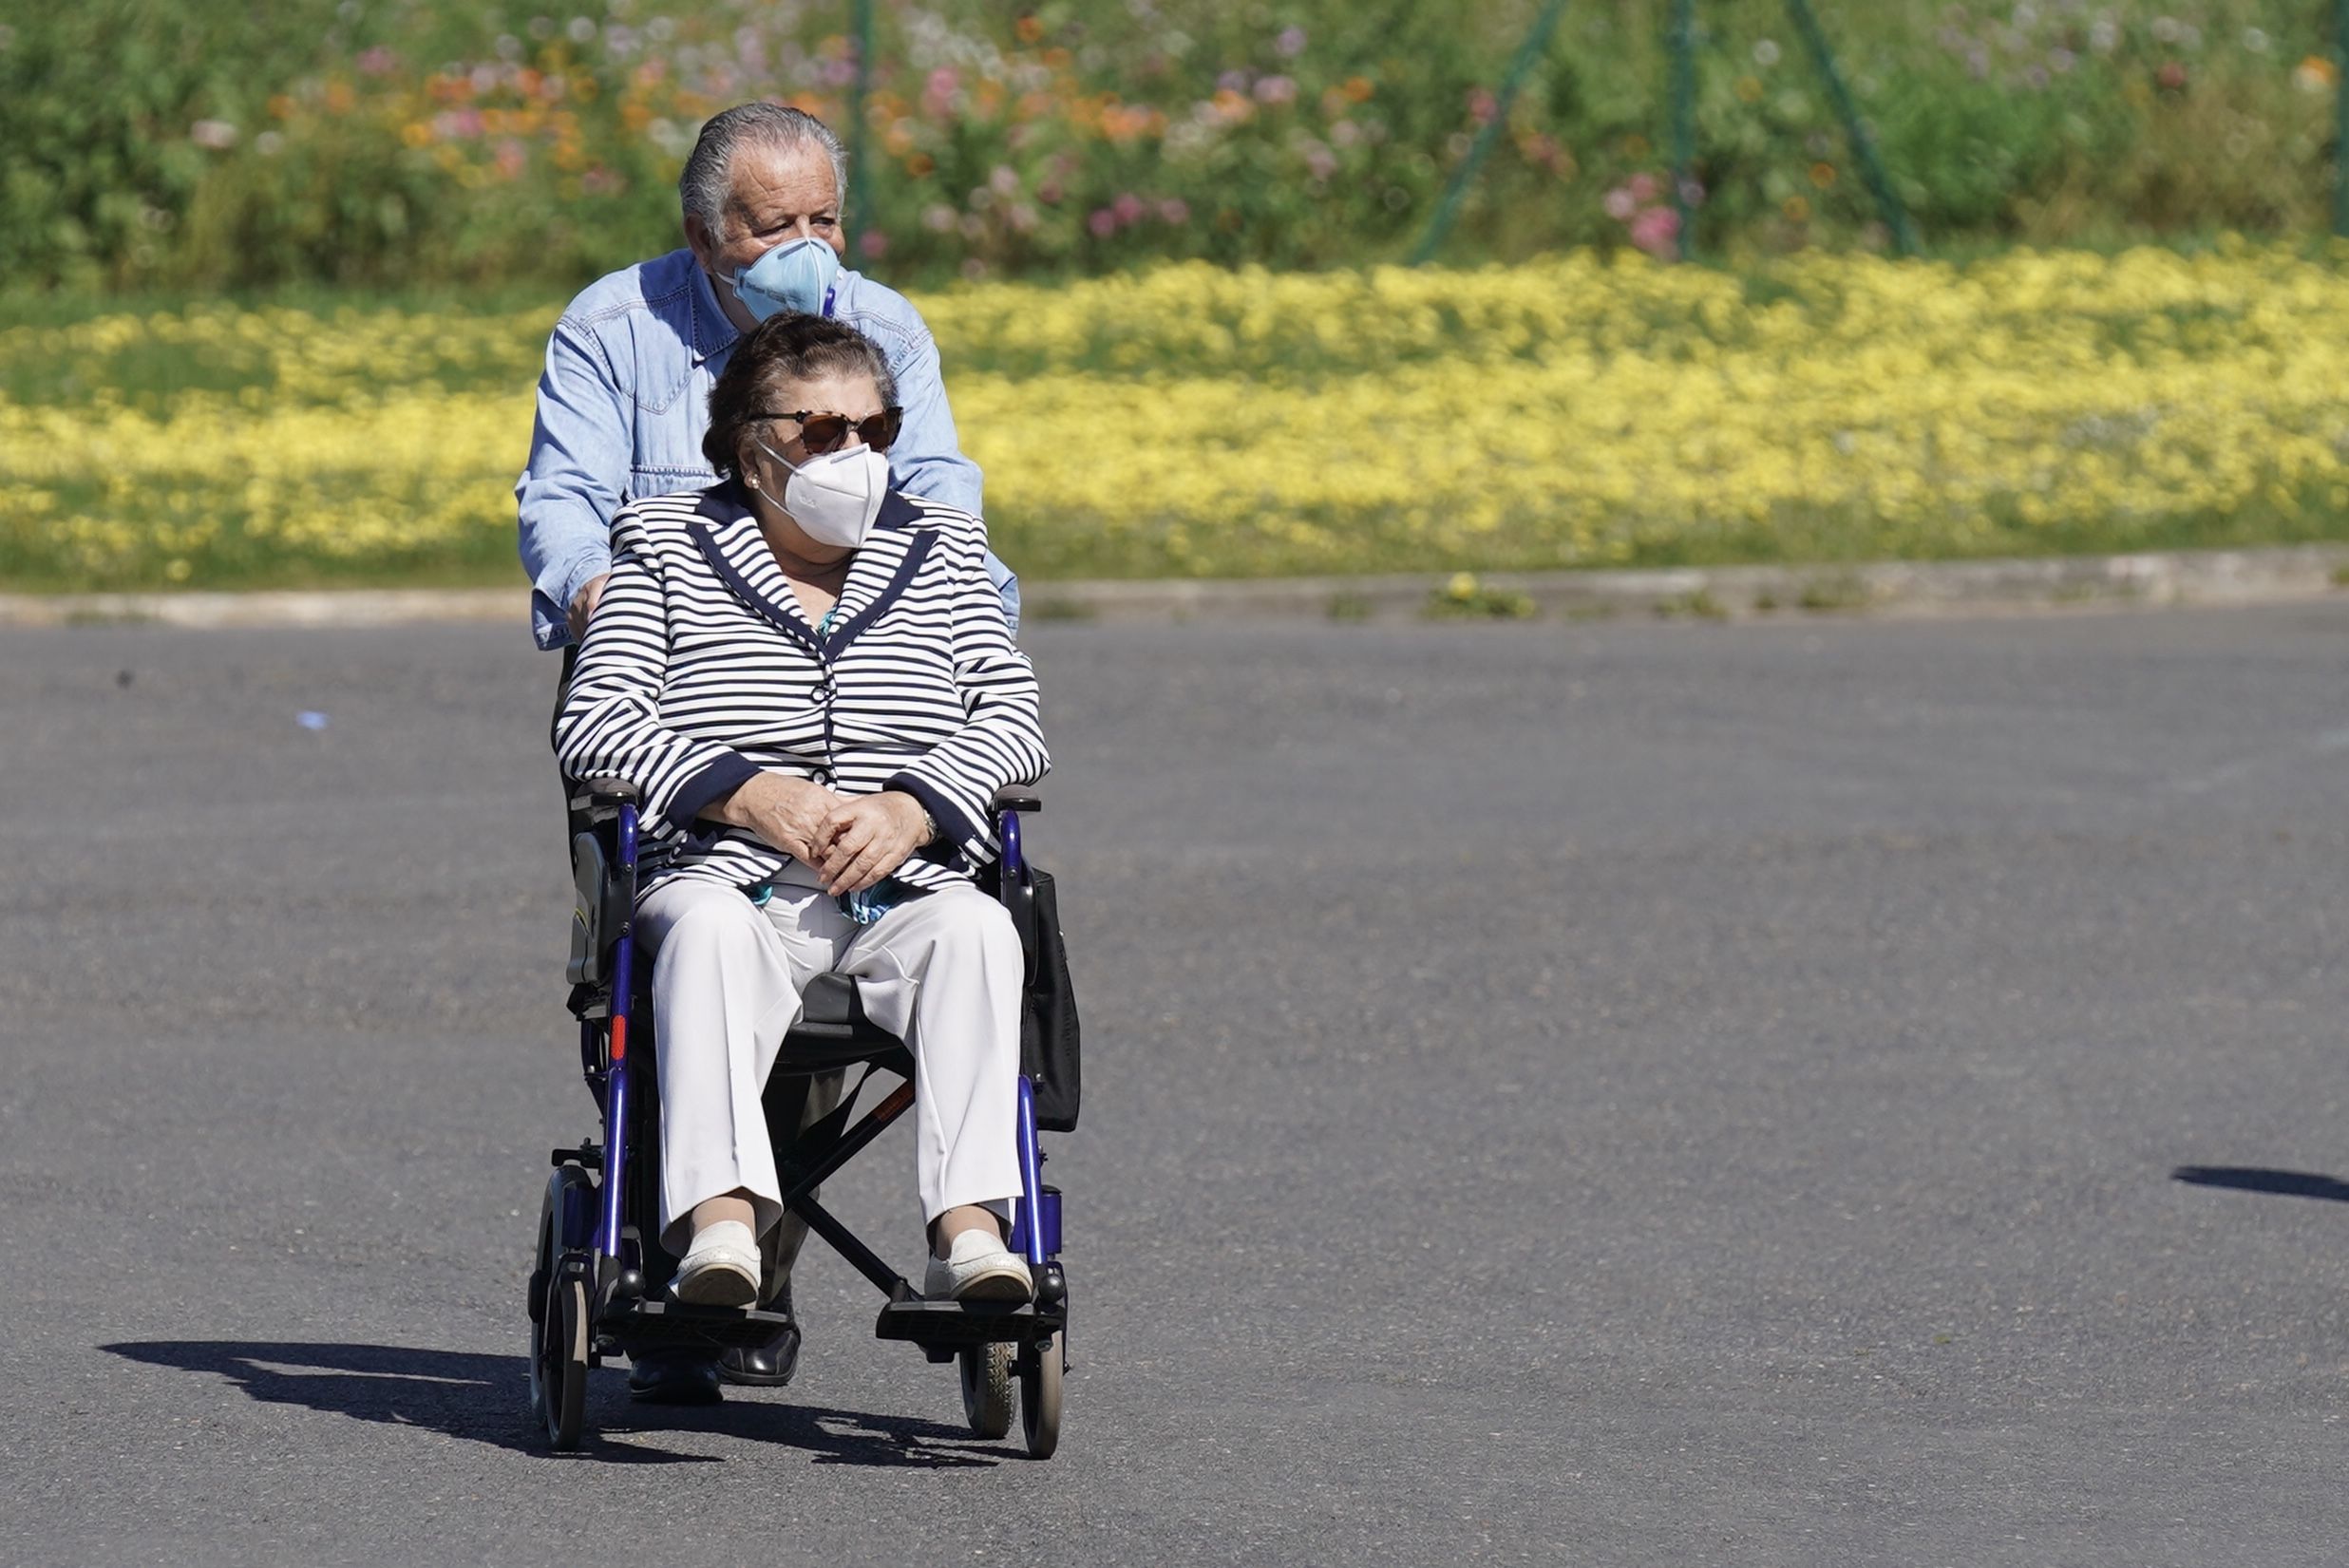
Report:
554,481,1048,895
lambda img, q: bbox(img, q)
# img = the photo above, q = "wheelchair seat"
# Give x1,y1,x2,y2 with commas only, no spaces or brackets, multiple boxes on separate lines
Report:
776,972,915,1074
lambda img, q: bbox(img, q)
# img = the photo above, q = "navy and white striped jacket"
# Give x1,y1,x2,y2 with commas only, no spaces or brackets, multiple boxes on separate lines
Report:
554,481,1048,895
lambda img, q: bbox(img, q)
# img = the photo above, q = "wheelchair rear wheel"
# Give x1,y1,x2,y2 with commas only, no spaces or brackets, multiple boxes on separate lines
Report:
959,1343,1015,1439
1020,1335,1062,1460
529,1165,593,1450
534,1276,589,1450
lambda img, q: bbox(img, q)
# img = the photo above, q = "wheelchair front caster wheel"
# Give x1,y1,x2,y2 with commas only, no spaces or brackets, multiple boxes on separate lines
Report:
959,1343,1015,1439
1019,1335,1062,1460
532,1275,588,1450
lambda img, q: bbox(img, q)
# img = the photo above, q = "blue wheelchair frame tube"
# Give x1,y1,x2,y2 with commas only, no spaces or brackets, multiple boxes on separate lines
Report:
598,803,641,1266
999,806,1050,1270
1015,1076,1047,1269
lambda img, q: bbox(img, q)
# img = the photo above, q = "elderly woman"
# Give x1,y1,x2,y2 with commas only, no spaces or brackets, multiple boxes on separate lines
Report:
555,312,1045,1309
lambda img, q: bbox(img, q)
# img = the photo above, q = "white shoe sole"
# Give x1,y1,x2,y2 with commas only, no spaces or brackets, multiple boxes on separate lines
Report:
952,1264,1034,1303
925,1257,1035,1304
672,1252,760,1308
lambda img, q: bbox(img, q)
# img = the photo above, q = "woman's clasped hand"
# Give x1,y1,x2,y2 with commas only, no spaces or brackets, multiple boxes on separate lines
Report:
709,774,933,896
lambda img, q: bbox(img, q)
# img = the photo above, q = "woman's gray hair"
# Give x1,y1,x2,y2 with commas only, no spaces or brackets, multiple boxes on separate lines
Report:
678,103,848,233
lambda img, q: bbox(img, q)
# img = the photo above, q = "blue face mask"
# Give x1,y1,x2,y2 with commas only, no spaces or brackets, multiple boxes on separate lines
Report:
728,236,840,322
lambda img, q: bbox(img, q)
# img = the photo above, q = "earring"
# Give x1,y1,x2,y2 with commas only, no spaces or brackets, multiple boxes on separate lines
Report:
745,475,760,490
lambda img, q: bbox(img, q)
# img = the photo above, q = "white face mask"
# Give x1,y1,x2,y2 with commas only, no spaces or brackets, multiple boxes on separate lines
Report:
751,436,890,550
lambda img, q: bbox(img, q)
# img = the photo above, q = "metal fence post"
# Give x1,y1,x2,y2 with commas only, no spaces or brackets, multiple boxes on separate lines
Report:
1408,0,1574,266
847,0,875,242
2336,0,2349,236
1669,0,1697,259
1781,0,1919,255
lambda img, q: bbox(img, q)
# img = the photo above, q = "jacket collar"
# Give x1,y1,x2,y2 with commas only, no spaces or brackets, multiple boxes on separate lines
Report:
689,262,740,368
689,482,934,658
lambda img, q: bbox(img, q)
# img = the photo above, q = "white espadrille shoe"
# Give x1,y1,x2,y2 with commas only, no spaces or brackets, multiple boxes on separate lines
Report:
922,1229,1034,1303
672,1219,761,1307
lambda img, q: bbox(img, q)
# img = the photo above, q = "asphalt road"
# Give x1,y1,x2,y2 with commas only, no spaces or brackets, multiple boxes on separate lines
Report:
6,606,2349,1566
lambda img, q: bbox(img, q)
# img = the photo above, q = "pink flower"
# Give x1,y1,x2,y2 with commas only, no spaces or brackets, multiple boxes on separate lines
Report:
1088,208,1118,238
1276,26,1308,57
1254,74,1297,105
1628,205,1680,258
495,138,528,179
355,46,400,77
1468,87,1497,123
1626,171,1659,202
1158,198,1190,223
1112,192,1146,223
1603,186,1638,221
859,230,889,259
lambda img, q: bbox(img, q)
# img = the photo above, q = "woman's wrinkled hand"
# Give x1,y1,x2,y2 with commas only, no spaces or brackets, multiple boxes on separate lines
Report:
710,772,841,862
816,791,933,896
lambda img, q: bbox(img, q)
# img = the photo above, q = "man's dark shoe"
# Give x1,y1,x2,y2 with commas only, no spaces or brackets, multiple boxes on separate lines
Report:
627,1348,723,1405
718,1287,802,1388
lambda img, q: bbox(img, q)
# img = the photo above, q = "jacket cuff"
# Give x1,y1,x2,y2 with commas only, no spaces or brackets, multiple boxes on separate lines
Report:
532,544,615,649
667,752,762,833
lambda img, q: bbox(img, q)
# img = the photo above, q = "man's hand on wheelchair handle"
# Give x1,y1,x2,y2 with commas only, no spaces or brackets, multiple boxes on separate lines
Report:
816,791,933,896
704,772,842,862
566,572,612,642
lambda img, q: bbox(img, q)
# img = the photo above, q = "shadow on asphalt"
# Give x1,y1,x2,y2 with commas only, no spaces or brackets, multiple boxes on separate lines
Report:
102,1341,1002,1468
2171,1165,2349,1203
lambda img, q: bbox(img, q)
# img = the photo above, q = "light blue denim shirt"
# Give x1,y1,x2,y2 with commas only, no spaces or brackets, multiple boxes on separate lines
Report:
516,247,1014,649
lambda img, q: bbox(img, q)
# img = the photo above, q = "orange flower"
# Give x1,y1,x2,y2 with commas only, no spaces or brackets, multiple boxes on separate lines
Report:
1343,76,1374,103
1809,161,1836,188
1015,14,1044,44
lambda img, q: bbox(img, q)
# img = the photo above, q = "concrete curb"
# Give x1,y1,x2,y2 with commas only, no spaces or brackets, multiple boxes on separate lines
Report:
6,544,2349,631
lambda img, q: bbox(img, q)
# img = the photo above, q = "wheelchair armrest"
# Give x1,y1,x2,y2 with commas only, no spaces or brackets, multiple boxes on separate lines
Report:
567,776,641,825
992,787,1042,815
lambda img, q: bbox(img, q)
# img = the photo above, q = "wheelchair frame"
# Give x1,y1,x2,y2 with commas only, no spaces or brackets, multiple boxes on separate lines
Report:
527,781,1069,1456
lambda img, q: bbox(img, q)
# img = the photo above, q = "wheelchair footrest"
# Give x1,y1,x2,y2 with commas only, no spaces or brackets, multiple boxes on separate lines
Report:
875,1299,1063,1348
605,1298,795,1351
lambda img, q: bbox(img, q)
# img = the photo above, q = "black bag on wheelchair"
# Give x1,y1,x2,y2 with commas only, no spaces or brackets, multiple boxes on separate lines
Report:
1019,867,1081,1132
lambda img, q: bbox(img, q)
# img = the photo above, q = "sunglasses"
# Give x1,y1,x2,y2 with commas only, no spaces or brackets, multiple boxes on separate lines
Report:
759,407,904,455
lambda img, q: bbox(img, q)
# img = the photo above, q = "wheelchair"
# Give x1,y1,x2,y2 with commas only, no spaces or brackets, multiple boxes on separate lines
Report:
526,778,1077,1458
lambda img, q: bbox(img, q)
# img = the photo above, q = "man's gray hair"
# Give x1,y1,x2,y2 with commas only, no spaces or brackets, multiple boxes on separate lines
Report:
678,103,848,232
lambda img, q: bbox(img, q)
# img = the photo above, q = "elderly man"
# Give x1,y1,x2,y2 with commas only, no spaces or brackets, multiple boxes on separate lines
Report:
518,102,1014,1406
520,101,1014,644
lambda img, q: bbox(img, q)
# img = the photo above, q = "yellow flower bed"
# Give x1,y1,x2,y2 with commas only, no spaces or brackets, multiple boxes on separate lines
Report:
7,244,2349,591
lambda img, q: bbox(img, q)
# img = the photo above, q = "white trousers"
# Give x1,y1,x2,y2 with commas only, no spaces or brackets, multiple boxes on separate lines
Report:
635,877,1026,1256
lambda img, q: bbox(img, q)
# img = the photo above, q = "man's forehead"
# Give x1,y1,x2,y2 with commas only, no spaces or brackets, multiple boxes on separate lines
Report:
729,142,836,208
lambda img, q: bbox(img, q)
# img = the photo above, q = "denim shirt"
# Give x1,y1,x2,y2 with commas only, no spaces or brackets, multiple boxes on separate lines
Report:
516,247,1014,649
